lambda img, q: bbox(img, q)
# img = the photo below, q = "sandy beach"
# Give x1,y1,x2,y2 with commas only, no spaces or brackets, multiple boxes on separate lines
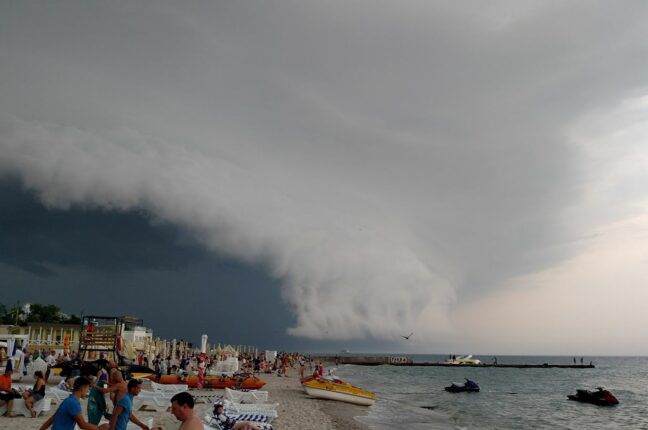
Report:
1,371,370,430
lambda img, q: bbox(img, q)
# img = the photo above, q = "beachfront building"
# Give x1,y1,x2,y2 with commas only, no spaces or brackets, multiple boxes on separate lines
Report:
121,315,153,351
10,322,81,353
0,325,13,335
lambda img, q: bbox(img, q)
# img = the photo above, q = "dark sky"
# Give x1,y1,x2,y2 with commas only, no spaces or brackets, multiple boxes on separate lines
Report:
3,2,648,355
0,176,415,353
0,176,291,349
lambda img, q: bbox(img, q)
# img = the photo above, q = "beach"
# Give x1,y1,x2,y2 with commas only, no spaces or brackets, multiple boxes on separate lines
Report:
1,370,369,430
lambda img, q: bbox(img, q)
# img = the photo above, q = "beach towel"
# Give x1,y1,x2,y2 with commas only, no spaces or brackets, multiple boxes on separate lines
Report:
87,385,108,425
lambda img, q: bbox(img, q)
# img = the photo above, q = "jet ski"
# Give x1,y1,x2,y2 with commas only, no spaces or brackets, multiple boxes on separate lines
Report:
567,388,619,406
445,379,480,392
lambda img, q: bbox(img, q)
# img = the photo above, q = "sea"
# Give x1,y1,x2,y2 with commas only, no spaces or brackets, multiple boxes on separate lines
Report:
331,355,648,429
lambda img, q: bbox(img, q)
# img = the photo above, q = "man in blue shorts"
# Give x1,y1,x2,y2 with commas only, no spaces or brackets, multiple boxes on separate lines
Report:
108,379,151,430
39,376,107,430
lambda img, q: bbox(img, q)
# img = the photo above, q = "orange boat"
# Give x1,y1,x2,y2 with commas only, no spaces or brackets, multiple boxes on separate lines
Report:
151,374,266,390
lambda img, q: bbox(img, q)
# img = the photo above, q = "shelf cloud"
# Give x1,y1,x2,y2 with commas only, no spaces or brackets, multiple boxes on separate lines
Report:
2,1,648,345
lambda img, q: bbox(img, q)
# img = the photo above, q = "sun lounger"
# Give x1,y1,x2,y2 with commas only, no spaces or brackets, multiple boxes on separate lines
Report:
132,391,174,412
12,383,32,393
192,392,223,404
227,413,271,423
75,417,154,430
13,384,69,404
225,387,269,403
1,397,52,417
47,386,76,404
56,380,72,391
223,399,278,421
204,414,273,430
149,380,188,393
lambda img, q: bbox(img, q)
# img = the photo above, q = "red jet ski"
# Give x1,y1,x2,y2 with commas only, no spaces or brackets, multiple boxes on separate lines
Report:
567,388,619,406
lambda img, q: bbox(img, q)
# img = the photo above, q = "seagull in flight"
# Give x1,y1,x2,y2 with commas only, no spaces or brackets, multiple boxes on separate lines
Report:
401,332,414,340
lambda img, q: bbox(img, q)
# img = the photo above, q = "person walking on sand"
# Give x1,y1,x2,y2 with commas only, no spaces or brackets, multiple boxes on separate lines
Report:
298,355,306,379
107,379,151,430
39,376,108,430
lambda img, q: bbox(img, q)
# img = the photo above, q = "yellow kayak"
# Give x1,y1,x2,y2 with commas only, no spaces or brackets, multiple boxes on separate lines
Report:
303,377,376,406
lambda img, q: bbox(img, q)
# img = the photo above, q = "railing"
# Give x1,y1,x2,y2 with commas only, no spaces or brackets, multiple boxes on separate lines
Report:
26,340,80,350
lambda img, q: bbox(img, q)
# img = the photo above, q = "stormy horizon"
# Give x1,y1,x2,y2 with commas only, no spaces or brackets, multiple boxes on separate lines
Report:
2,1,648,355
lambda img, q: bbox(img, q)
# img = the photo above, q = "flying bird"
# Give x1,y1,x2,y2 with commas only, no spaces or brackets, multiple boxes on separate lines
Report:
401,332,414,340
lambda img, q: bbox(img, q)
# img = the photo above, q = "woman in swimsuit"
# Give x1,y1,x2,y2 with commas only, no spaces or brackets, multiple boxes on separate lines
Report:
23,370,46,417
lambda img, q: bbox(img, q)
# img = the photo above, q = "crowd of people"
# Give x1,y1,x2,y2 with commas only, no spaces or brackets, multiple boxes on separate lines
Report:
37,377,203,430
1,359,206,430
1,347,319,430
141,350,317,383
1,347,77,383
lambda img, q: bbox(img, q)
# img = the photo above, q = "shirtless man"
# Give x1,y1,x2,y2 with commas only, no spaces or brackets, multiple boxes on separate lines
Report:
169,392,203,430
98,369,127,408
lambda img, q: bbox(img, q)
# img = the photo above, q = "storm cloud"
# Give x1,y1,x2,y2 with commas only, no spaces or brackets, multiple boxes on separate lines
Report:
2,1,648,348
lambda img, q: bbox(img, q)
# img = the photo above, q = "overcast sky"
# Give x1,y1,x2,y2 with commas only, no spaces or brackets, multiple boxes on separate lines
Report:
2,1,648,354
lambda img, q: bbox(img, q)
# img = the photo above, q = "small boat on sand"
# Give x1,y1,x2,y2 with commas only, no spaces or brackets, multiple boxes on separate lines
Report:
567,388,619,406
150,373,266,389
303,377,376,406
445,379,480,392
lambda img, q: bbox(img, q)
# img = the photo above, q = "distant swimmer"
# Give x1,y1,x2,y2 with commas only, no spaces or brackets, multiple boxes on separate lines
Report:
401,332,414,340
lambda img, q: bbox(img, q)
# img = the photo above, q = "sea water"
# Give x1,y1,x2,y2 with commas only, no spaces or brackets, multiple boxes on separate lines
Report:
332,355,648,429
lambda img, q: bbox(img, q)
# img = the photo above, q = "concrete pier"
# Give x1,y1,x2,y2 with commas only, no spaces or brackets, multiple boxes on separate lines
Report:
313,356,595,368
390,363,595,369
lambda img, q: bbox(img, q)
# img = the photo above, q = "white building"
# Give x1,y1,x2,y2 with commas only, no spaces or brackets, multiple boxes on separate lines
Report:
122,326,153,350
121,316,153,351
